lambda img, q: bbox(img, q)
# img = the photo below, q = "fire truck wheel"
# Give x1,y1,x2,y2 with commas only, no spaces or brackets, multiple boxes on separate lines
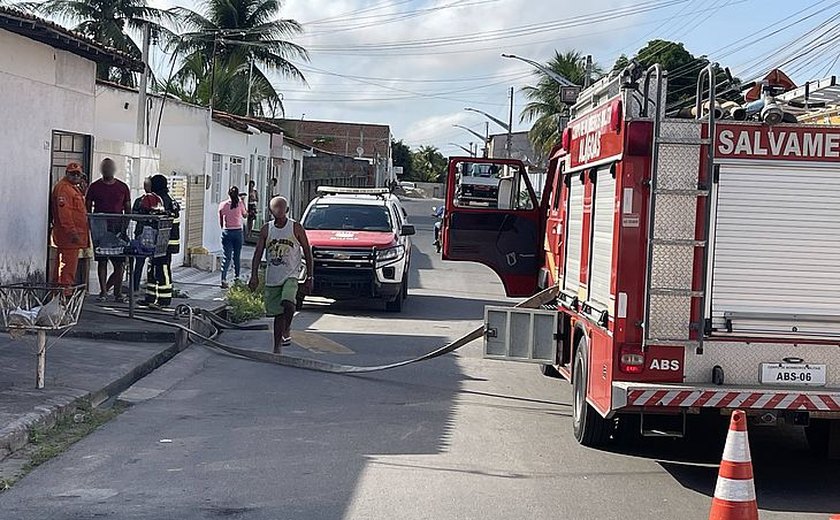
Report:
572,339,611,447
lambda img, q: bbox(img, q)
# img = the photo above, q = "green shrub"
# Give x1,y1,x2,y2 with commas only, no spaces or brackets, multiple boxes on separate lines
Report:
226,276,265,323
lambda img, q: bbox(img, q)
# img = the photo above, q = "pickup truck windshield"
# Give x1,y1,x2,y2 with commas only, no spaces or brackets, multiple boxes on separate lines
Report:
303,204,393,232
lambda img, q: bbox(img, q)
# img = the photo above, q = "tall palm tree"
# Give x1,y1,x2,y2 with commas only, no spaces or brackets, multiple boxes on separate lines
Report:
171,0,308,116
17,0,171,85
520,50,602,156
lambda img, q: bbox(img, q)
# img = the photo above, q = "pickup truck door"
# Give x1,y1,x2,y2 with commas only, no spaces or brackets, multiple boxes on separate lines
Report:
442,157,543,297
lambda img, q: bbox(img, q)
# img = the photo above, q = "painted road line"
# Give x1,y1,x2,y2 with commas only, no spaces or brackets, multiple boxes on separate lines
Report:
291,331,355,354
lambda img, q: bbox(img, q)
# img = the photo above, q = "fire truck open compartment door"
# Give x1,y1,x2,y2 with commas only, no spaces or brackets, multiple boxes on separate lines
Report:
484,306,558,363
709,162,840,336
443,158,542,297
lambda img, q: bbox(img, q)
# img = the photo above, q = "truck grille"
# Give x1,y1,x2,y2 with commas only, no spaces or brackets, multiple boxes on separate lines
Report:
312,247,375,267
312,247,376,297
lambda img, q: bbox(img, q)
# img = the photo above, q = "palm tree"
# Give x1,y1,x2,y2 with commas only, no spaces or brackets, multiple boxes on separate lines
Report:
17,0,171,85
520,50,602,156
170,0,308,116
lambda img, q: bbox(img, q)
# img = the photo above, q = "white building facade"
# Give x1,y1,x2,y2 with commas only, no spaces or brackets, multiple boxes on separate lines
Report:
0,8,142,283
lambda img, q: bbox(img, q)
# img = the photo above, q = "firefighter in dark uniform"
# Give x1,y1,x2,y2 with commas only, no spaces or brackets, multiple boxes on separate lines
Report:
145,174,180,309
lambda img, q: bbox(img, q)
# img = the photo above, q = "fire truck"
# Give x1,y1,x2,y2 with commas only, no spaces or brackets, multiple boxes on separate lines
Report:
441,64,840,454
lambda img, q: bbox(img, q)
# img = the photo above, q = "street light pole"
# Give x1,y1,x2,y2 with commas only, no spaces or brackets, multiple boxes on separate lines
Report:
506,86,514,159
484,121,489,157
501,53,579,87
245,52,254,116
136,22,151,145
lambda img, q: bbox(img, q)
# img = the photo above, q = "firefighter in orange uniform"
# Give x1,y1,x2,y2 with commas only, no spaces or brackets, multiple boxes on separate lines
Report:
51,162,90,286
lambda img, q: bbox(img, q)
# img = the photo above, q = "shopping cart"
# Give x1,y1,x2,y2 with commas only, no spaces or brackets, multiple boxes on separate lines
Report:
88,214,173,316
0,283,86,388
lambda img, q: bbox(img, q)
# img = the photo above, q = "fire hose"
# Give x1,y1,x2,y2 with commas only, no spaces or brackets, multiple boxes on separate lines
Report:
91,286,557,374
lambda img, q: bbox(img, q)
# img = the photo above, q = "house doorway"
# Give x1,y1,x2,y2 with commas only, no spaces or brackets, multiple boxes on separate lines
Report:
47,130,92,284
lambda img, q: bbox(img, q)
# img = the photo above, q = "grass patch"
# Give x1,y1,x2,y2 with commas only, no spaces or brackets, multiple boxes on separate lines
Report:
226,277,265,323
26,401,128,470
0,401,128,492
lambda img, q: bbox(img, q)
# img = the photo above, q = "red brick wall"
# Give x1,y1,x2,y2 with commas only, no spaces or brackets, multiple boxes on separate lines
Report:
277,120,391,160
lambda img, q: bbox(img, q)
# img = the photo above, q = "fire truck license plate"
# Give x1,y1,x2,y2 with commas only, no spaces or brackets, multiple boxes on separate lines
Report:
760,363,826,387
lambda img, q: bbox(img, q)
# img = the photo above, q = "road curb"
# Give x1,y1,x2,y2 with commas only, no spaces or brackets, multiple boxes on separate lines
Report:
0,329,190,463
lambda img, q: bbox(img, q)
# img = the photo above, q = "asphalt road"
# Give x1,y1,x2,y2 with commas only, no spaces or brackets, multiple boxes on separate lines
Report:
1,198,838,519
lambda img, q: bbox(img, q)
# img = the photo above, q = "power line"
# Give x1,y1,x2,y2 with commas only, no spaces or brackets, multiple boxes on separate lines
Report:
304,0,689,53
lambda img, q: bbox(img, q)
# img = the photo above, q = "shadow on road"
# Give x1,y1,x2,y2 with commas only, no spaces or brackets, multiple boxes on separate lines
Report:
296,293,503,322
603,422,840,515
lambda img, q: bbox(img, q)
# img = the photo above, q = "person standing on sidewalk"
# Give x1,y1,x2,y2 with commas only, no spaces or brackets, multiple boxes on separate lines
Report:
131,177,164,292
249,196,313,353
219,186,247,288
247,179,258,236
51,162,90,286
86,158,131,302
145,174,180,309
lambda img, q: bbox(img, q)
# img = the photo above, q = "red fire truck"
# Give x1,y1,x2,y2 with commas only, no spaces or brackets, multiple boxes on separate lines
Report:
441,64,840,454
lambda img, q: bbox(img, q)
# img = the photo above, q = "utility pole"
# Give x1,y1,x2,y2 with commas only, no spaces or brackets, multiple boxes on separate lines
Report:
584,55,592,89
209,33,219,118
506,86,514,159
484,121,489,157
136,22,151,145
245,52,254,117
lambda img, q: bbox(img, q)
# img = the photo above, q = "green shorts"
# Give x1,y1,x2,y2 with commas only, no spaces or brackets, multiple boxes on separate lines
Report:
264,278,298,316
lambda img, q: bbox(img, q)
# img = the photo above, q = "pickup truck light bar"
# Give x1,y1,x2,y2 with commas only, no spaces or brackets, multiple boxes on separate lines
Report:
316,186,390,196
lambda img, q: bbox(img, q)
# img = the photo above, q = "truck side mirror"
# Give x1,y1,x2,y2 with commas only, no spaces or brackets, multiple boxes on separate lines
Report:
497,177,513,210
401,224,416,236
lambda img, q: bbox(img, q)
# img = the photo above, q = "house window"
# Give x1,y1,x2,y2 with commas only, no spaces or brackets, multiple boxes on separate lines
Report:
211,153,222,203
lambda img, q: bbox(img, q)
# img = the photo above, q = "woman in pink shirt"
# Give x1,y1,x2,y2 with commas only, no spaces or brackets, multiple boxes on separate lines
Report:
219,186,248,288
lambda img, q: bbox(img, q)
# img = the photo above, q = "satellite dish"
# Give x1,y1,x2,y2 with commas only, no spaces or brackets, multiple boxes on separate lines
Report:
356,146,365,157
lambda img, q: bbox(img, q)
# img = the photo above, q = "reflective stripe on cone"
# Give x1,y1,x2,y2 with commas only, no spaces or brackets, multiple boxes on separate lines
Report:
709,410,759,520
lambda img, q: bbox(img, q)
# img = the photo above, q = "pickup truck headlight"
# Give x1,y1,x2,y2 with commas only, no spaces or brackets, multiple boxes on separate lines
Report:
375,245,405,266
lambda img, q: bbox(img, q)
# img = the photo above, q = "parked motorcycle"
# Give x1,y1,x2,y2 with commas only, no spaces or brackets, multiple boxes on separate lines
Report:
431,205,444,254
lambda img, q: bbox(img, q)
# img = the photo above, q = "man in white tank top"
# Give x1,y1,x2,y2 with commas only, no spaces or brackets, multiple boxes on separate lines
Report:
249,196,313,353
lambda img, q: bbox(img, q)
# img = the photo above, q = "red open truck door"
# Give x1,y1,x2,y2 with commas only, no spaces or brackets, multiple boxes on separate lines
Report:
442,157,543,297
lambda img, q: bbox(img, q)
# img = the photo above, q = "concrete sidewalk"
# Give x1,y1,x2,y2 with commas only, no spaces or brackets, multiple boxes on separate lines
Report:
0,297,222,463
171,245,256,301
0,247,255,463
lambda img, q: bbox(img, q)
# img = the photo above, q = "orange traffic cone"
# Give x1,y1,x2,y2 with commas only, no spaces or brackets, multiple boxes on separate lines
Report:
709,410,759,520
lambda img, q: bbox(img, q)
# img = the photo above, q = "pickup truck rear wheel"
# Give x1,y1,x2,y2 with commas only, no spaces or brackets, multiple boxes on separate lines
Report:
572,337,611,447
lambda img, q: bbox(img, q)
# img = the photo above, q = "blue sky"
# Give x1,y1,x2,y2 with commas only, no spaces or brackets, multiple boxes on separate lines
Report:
149,0,840,155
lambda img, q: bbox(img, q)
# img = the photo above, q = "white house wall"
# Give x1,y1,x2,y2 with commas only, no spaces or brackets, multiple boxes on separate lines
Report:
0,29,96,283
203,123,271,253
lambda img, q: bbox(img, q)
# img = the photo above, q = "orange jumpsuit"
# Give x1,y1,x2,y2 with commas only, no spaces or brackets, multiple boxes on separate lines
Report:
51,177,90,286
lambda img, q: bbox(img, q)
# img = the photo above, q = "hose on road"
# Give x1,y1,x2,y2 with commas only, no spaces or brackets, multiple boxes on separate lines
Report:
91,286,557,374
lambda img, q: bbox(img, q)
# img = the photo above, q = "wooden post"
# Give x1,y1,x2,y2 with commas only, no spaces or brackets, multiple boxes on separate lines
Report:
35,330,46,389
